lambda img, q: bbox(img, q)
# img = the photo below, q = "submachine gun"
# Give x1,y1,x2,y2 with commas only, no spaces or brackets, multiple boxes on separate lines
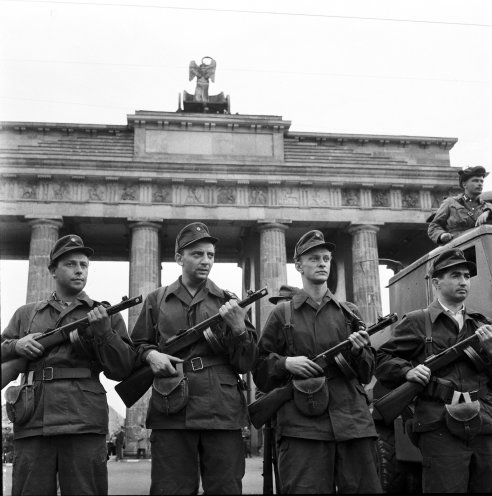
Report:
115,287,269,408
1,295,143,389
373,331,492,425
248,313,398,429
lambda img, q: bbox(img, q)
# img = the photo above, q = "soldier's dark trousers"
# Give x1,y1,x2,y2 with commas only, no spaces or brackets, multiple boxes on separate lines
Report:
277,436,382,494
150,429,245,495
12,434,108,496
419,427,492,493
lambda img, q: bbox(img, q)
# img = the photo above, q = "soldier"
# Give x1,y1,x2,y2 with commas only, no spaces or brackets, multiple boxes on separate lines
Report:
268,284,300,305
428,165,492,245
130,222,257,495
253,230,381,494
375,249,492,493
1,235,135,496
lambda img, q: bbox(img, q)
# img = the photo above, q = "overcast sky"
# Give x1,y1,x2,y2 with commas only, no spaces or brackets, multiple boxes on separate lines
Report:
1,0,491,416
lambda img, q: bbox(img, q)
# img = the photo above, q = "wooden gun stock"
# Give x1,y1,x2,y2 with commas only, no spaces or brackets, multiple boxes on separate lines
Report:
248,313,398,428
1,295,143,389
373,332,481,424
115,287,269,408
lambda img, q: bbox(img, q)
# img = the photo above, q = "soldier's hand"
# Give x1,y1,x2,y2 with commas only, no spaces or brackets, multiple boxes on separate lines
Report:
405,364,431,386
219,299,247,336
286,356,324,378
146,350,183,377
15,333,44,359
87,305,112,337
439,232,453,244
349,330,370,355
476,324,492,356
475,210,490,226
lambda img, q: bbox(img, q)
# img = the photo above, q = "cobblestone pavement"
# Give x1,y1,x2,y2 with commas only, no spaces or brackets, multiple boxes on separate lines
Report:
3,456,265,495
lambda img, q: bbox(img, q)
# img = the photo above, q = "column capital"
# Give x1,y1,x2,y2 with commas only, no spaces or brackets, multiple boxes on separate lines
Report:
128,218,162,231
25,216,63,228
256,220,291,232
347,223,381,235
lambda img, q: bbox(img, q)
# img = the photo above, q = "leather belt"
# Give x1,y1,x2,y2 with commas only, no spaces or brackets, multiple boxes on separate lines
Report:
30,367,92,381
425,377,488,404
183,356,230,373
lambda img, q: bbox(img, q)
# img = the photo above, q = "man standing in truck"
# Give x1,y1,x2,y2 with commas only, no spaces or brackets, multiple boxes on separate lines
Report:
376,249,492,493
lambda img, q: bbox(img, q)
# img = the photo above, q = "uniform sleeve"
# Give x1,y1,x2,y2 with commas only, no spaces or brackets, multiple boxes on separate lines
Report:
93,313,136,381
1,308,24,361
375,313,425,389
427,198,451,244
252,307,290,393
220,318,258,374
129,292,159,367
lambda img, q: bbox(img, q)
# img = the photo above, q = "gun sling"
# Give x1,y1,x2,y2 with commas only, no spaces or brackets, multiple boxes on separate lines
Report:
29,367,93,381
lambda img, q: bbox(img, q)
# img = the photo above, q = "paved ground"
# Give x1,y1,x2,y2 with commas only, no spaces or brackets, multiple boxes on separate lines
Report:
3,456,265,495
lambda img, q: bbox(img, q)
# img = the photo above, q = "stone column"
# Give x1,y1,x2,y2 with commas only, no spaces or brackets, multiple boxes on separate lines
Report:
125,219,162,456
257,222,288,329
25,217,63,303
348,224,382,324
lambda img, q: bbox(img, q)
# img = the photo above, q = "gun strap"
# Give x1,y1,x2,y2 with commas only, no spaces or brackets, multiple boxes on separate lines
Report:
151,286,169,345
281,301,295,355
422,309,433,358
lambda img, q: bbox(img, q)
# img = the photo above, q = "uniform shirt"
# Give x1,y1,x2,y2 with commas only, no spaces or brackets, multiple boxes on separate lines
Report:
1,292,135,440
428,193,492,244
375,299,492,433
131,277,257,430
253,289,377,442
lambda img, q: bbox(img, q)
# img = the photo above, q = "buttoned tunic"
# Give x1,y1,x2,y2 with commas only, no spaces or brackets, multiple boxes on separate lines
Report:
1,292,135,440
428,194,492,244
375,300,492,433
131,278,257,430
253,289,377,441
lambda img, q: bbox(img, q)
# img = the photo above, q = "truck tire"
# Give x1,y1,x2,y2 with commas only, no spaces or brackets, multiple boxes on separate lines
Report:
375,422,422,493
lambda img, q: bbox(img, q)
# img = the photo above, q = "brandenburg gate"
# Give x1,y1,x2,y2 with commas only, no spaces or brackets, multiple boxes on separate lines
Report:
0,105,458,452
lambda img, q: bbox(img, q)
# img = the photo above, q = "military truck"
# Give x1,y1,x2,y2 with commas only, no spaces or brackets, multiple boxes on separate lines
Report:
372,224,492,493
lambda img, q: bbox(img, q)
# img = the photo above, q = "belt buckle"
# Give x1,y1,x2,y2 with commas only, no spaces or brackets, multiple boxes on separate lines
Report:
191,357,204,372
42,367,54,381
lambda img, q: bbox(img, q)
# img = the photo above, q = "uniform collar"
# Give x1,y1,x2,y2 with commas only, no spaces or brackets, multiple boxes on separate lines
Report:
165,277,224,303
428,299,482,323
461,193,484,205
292,287,339,310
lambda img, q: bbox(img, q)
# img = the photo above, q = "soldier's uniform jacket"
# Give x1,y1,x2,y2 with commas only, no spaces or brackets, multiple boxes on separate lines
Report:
375,300,492,433
253,289,378,442
131,277,257,430
1,292,135,440
428,194,492,244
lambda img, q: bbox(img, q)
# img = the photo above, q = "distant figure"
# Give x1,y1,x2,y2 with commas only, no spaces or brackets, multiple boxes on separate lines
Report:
137,425,148,459
189,57,216,103
242,426,251,458
115,427,125,461
428,166,492,245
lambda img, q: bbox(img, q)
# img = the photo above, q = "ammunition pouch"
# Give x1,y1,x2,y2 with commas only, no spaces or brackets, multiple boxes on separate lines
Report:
151,363,189,415
292,376,328,417
5,371,36,425
444,391,482,441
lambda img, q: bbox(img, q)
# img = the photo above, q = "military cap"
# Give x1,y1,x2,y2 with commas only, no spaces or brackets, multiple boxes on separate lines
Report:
175,222,218,253
48,235,94,268
430,249,477,277
268,285,300,304
293,230,335,260
458,166,489,188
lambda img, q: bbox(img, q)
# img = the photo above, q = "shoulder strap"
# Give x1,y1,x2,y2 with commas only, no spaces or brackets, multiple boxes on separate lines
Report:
421,309,433,358
26,301,45,336
151,286,168,344
280,300,295,355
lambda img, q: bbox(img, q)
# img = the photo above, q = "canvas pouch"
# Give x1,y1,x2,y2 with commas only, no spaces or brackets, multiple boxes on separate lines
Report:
5,371,36,425
444,391,482,441
151,363,189,415
292,376,329,417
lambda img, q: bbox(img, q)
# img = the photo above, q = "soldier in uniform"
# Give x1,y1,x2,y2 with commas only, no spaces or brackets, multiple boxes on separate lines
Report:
268,285,300,305
130,222,257,495
253,230,381,494
1,235,135,496
428,165,492,245
375,249,492,493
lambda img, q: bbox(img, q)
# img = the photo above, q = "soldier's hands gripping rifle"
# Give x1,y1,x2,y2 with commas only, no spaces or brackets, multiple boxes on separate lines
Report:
248,313,398,429
1,295,143,389
115,287,269,408
373,331,490,425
